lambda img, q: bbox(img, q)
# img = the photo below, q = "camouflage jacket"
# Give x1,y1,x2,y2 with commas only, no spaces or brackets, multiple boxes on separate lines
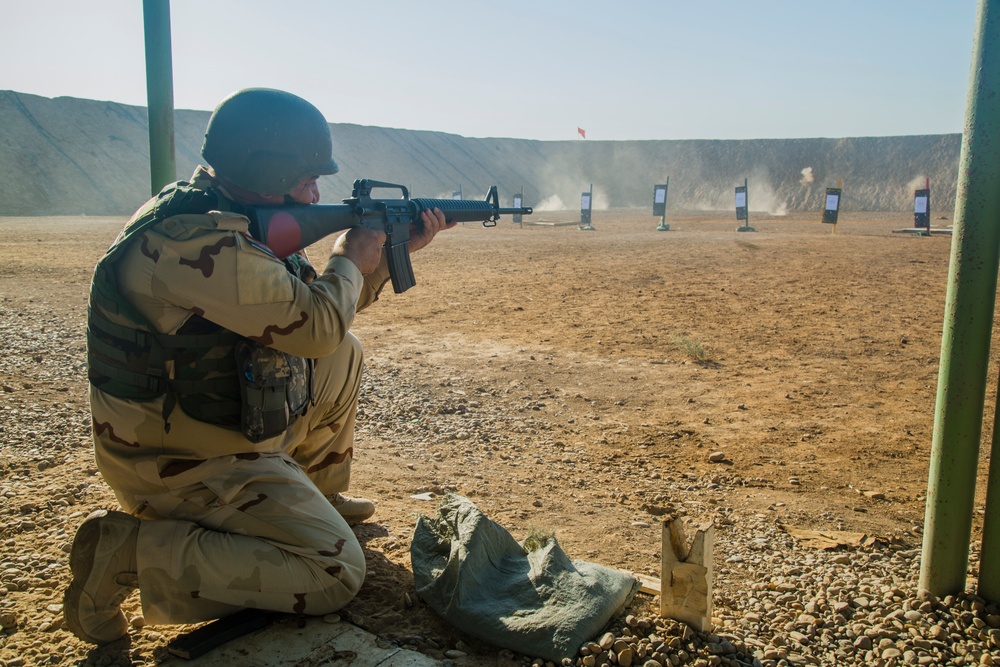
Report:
87,166,390,430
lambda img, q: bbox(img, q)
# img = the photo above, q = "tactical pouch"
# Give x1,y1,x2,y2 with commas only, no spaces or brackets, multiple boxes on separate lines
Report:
235,340,312,443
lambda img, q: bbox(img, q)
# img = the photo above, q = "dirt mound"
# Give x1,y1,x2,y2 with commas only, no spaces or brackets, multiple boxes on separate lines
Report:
0,90,961,216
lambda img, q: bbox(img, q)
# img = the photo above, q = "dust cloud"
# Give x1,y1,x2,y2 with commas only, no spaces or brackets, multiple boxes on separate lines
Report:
907,175,930,193
535,195,567,211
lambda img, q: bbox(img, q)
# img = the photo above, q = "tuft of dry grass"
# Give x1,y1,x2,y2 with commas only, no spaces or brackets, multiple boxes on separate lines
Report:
672,334,707,361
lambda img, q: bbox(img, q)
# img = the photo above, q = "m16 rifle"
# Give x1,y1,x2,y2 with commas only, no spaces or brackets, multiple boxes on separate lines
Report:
247,179,532,293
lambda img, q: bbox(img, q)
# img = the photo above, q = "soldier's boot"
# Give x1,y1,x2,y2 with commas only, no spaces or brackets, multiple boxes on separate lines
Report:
64,509,140,644
328,494,375,526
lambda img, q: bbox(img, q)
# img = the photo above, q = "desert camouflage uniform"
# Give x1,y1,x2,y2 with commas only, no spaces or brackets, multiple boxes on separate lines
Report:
88,166,390,624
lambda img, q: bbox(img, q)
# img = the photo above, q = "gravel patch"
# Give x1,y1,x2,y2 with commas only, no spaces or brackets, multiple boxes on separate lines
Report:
1,300,997,667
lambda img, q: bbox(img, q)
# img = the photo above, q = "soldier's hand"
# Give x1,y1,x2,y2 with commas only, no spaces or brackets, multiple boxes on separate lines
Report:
408,208,456,253
331,228,386,275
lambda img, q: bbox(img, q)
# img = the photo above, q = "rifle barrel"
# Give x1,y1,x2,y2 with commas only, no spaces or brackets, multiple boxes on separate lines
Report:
411,198,533,223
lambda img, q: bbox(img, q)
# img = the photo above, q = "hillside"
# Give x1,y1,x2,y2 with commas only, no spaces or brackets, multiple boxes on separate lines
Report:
0,90,961,216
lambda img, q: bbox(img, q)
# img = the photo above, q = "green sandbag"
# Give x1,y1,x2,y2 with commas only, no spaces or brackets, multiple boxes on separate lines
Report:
411,494,640,662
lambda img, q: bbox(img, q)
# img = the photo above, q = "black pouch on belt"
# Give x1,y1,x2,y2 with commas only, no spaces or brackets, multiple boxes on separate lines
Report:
235,340,312,443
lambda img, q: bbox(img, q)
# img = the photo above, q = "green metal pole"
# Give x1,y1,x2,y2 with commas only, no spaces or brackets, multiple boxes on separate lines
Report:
919,0,1000,598
143,0,176,195
974,0,1000,604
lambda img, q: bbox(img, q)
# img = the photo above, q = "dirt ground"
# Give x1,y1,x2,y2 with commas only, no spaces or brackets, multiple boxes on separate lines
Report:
0,208,992,665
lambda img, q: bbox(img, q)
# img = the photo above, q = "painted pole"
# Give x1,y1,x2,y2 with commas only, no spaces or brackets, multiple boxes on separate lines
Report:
919,0,1000,599
142,0,176,196
974,0,1000,604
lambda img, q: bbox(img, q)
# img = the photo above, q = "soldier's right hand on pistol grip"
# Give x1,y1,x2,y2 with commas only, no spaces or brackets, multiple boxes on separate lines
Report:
331,228,386,275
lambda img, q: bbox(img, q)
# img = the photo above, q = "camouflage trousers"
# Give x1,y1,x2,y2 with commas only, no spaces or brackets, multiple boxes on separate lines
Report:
90,333,366,624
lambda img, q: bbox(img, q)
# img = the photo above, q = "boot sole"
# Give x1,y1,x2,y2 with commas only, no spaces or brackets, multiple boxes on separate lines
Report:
64,510,106,643
63,510,128,644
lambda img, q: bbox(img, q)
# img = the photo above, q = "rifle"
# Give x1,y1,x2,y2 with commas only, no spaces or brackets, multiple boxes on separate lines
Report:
246,179,532,293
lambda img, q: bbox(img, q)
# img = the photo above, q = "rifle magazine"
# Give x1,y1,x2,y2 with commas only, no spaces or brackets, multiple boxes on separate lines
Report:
386,242,416,293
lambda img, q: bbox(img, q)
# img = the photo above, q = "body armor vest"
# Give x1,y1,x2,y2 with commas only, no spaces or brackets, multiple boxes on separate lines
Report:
86,180,310,439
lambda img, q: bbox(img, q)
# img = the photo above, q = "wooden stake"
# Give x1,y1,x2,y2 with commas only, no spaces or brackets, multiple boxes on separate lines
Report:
660,519,714,631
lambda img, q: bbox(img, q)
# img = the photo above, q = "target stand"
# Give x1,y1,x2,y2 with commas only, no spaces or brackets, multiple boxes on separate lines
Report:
912,182,931,237
654,180,670,231
512,189,525,228
735,179,756,232
822,180,843,233
579,185,596,231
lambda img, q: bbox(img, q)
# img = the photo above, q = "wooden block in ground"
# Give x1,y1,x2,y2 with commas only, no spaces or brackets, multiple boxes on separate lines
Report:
660,519,714,632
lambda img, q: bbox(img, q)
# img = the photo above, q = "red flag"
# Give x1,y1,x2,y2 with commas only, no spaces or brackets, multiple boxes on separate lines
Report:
577,127,586,139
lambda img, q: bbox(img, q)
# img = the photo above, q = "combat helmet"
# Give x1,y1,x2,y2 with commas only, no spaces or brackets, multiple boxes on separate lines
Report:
201,88,339,195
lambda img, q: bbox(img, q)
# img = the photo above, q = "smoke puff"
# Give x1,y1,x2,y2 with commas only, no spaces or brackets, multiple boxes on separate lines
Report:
536,195,566,211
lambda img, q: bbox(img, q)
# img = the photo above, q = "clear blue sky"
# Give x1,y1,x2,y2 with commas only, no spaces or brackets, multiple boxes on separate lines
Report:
0,0,979,141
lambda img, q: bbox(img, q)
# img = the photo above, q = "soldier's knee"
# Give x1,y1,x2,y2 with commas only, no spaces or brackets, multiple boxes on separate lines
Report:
313,545,366,613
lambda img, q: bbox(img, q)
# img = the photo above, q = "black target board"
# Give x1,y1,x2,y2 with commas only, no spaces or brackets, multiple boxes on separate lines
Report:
581,191,593,226
735,185,748,221
653,183,668,217
823,188,842,224
512,194,523,224
914,189,930,229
